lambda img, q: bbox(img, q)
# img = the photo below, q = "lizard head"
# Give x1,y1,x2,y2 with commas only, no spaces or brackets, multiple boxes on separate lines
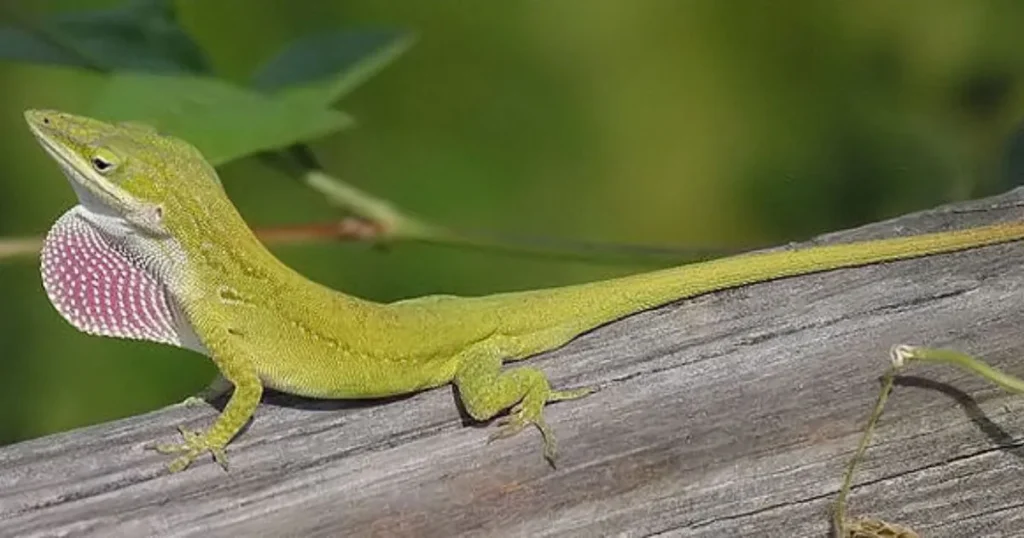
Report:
24,109,224,239
25,109,237,350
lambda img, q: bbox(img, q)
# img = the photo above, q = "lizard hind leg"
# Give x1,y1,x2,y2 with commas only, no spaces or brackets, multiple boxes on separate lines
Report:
454,349,594,465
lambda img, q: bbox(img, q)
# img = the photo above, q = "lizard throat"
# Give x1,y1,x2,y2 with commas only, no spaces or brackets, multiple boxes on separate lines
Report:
40,205,207,355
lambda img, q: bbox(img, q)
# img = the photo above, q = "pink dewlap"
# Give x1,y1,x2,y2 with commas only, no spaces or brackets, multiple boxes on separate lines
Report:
40,209,182,345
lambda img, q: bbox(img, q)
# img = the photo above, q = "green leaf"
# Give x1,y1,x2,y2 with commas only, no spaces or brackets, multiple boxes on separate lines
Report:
90,73,353,166
0,0,208,74
251,29,414,107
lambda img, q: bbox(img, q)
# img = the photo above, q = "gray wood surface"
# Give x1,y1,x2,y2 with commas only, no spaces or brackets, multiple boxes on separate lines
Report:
5,190,1024,538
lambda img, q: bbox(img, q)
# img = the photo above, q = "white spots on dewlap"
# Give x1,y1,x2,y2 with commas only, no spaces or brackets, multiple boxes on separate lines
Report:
40,211,181,345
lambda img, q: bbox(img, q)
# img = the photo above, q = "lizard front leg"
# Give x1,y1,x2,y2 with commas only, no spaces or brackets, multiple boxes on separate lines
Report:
454,345,593,464
153,346,262,472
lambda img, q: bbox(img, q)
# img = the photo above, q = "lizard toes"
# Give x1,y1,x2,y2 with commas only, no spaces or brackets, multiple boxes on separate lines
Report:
211,446,229,471
488,416,526,442
167,453,200,473
174,396,210,408
548,385,597,402
149,426,225,473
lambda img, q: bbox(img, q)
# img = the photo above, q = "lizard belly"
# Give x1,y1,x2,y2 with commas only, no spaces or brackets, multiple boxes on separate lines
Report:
257,350,460,400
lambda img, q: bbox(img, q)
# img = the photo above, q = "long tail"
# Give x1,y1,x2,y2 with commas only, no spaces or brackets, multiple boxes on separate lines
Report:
508,219,1024,335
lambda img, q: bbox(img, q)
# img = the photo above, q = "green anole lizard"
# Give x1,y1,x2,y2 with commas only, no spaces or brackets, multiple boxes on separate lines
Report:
24,109,1024,473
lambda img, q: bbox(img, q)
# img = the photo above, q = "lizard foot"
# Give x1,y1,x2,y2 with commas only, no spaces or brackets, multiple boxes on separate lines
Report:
488,403,529,441
150,425,228,473
455,355,599,466
488,401,561,464
174,396,209,408
485,385,597,465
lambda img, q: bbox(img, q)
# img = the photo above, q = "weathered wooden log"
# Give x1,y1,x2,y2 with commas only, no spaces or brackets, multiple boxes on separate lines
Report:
5,189,1024,537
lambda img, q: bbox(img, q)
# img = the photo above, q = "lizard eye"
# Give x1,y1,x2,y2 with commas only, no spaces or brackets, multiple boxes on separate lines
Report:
90,148,119,175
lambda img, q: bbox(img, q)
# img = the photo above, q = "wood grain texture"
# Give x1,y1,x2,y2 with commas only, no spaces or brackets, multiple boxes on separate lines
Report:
5,190,1024,538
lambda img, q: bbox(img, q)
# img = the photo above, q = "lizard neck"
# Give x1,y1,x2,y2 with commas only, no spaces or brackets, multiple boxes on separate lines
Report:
172,192,365,311
118,186,373,353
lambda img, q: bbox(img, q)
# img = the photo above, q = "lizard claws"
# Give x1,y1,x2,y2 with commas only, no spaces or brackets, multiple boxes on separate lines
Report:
486,404,559,464
149,425,229,473
174,396,209,408
488,417,526,443
488,403,528,443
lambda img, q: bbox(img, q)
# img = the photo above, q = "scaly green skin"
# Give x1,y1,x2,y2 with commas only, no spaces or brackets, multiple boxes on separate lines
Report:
24,109,1024,473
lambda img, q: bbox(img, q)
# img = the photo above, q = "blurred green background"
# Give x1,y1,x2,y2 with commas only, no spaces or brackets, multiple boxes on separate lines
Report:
3,0,1024,445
